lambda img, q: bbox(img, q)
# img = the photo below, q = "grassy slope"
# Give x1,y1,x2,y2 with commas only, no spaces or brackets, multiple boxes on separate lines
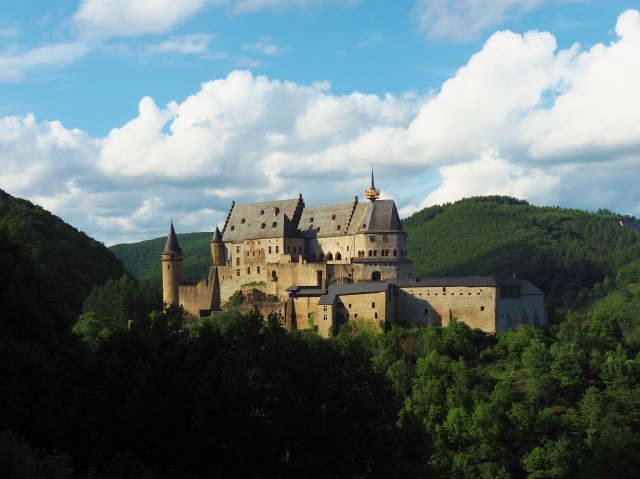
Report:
0,188,126,315
585,284,640,341
110,232,212,284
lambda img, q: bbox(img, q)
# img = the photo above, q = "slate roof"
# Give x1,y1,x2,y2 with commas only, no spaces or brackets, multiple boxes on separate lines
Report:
222,197,303,242
162,222,183,255
298,199,357,238
345,200,403,234
394,276,523,288
520,279,544,295
211,226,222,243
319,282,390,305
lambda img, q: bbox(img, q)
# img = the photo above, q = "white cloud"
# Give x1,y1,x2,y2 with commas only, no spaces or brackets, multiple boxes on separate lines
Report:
2,10,640,244
242,36,289,55
0,42,91,82
141,33,215,56
72,0,209,38
414,0,544,41
72,0,356,39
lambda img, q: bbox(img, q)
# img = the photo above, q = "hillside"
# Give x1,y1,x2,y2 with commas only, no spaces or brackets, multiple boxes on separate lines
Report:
0,188,126,315
110,231,212,284
403,196,640,308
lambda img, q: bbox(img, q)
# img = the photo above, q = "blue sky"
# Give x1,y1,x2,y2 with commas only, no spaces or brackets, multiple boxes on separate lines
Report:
1,0,639,244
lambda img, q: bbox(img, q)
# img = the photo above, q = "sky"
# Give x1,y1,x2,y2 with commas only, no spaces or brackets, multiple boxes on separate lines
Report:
1,0,639,245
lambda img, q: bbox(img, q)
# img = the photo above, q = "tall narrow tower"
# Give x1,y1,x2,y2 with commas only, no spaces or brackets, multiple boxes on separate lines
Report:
161,221,184,306
210,226,225,267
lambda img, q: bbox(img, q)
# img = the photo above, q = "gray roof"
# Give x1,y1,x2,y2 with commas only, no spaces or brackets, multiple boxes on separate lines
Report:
520,279,544,295
298,199,357,238
345,200,403,234
319,283,389,305
394,276,524,288
222,197,303,242
211,226,222,243
162,222,183,255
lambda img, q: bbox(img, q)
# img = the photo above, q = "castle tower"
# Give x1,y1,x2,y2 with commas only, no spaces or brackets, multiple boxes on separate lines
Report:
364,166,380,202
161,221,184,306
210,226,225,267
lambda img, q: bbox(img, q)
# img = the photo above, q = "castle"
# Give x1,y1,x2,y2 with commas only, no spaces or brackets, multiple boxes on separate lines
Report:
161,172,546,336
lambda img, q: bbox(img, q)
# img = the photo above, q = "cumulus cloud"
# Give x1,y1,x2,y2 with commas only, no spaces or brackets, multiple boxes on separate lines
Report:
0,42,91,82
2,10,640,244
414,0,544,41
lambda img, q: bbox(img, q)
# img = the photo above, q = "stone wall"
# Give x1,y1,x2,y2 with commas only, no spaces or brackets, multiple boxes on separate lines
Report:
396,284,498,332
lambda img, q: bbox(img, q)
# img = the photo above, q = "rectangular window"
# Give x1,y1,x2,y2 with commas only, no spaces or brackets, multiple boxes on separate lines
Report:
247,267,251,274
323,314,328,321
257,266,261,274
480,306,485,311
236,269,240,276
236,258,240,266
371,302,375,308
268,246,272,254
374,312,378,319
323,306,327,312
236,246,240,253
276,246,279,253
247,251,249,256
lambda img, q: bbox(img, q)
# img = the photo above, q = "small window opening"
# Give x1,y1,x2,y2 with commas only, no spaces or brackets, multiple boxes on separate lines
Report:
241,218,245,224
230,226,235,231
261,223,266,229
260,210,264,215
481,306,485,311
332,215,336,220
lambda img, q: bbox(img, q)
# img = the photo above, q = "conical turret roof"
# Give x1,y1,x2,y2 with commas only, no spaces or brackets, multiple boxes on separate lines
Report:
162,222,183,254
211,226,222,243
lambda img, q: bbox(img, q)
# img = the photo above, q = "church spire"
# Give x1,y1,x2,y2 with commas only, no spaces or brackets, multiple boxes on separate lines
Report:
365,165,380,202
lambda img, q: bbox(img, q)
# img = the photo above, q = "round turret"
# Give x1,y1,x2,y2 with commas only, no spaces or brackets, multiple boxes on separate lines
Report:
161,221,184,306
210,226,225,267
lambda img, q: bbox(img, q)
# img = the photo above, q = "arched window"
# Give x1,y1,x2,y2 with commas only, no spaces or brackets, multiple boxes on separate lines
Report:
326,253,333,261
393,250,397,256
271,270,277,281
335,252,342,260
368,250,372,257
371,271,381,281
373,250,378,257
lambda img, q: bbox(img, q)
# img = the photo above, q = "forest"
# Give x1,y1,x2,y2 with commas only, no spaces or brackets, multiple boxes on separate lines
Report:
2,192,640,478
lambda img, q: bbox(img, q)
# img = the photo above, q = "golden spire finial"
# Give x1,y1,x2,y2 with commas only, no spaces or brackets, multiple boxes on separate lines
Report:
365,165,380,202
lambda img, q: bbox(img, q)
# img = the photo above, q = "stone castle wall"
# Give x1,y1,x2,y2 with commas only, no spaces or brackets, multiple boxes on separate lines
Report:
396,284,498,332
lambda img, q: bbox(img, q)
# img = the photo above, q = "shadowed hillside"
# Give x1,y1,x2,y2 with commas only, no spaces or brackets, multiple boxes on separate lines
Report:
0,189,126,316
